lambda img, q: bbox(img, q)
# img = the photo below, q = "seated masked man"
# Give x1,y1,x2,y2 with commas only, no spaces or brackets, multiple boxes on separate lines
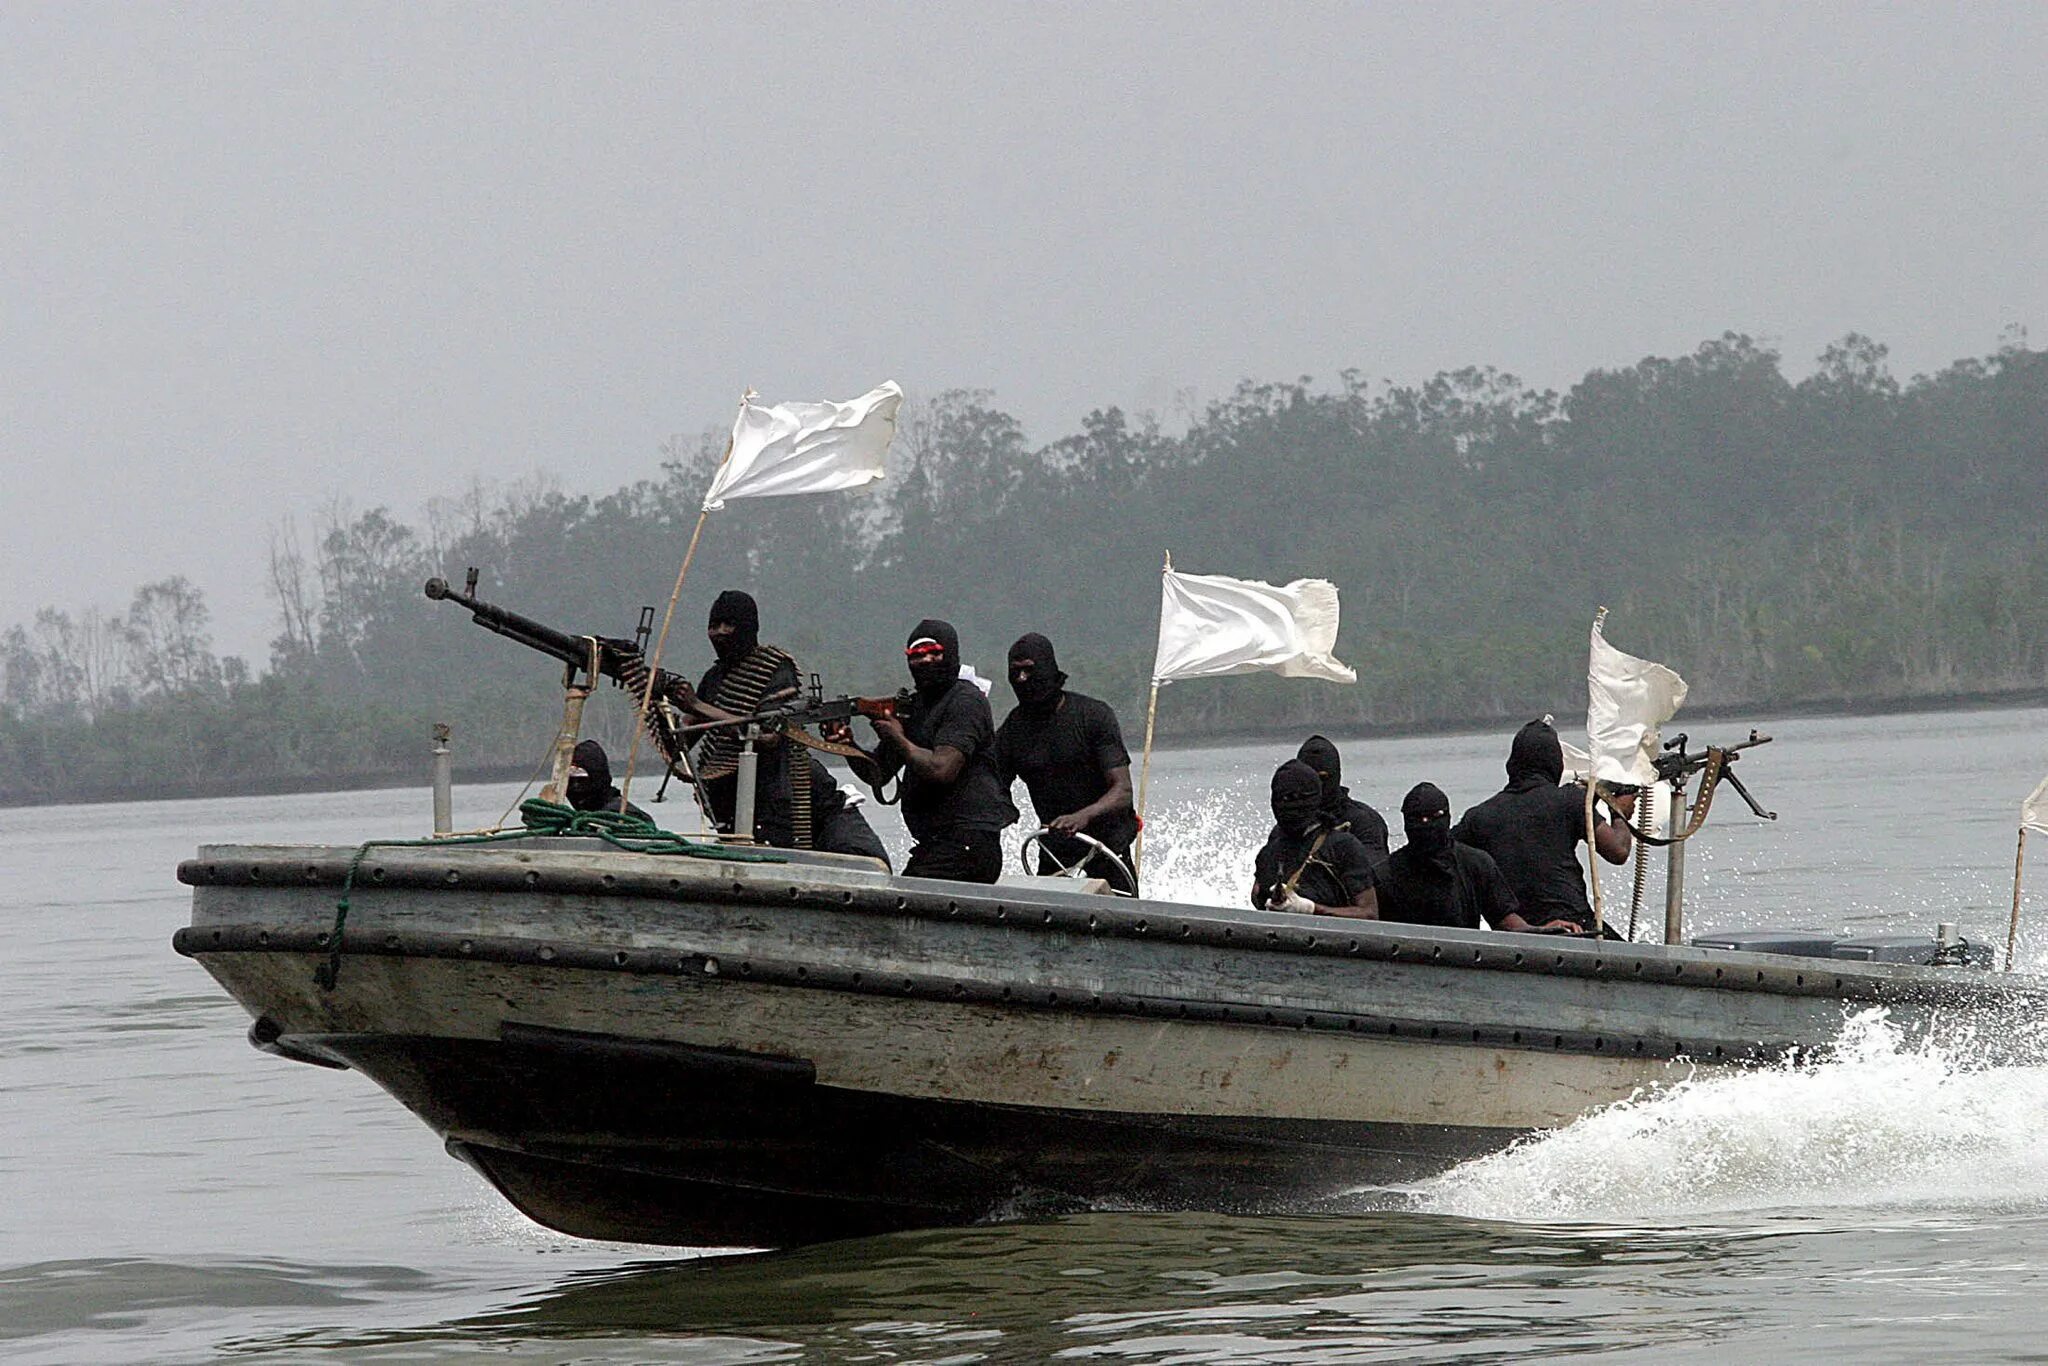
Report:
564,739,650,821
1452,718,1634,937
1295,734,1390,865
1251,759,1378,918
995,633,1139,893
1362,782,1536,931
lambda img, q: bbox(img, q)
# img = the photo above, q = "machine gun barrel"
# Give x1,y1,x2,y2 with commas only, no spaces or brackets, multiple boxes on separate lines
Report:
423,576,597,670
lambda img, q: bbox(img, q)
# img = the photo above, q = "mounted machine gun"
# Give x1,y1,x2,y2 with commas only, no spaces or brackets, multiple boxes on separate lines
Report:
1614,729,1777,943
423,570,695,807
424,570,909,840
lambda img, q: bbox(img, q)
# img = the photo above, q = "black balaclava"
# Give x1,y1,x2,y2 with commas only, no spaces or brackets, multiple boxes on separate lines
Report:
1297,735,1343,808
1008,632,1066,708
1505,718,1565,790
906,618,961,699
565,738,614,812
1271,759,1325,838
708,590,760,662
1402,781,1455,868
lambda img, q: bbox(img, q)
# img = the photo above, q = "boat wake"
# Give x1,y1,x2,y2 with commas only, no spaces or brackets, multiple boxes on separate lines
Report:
1407,1008,2048,1225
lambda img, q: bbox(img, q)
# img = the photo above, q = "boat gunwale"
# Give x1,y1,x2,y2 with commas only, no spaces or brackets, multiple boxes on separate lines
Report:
173,920,1794,1064
177,842,2026,1011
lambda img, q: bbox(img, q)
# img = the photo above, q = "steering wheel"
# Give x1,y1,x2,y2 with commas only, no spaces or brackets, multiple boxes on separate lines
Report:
1017,827,1137,897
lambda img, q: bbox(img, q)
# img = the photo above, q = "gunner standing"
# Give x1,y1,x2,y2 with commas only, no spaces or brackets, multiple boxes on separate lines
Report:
834,619,1017,883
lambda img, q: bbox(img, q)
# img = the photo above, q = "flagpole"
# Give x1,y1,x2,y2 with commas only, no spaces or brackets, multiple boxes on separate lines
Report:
1132,552,1171,878
2007,826,2027,972
1585,608,1609,936
1133,679,1162,875
619,404,744,809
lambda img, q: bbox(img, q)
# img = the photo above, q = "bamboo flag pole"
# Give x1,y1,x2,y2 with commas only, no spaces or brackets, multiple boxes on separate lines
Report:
618,409,743,809
1585,607,1609,936
1131,551,1171,877
2006,826,2027,972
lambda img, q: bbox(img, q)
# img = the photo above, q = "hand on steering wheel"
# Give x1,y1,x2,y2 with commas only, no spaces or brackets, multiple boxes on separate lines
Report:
1018,826,1138,897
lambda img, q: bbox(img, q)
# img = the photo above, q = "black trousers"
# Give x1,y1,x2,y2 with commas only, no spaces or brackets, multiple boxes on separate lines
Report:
903,833,1004,885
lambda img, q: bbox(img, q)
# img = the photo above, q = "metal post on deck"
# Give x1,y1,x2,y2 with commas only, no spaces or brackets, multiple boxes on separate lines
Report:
733,726,759,842
431,722,453,835
1664,775,1687,945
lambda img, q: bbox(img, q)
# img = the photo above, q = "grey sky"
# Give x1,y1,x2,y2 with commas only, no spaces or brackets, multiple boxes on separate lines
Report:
6,3,2045,663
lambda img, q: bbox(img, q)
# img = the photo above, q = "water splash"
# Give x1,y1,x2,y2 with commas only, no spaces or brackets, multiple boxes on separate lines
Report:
1413,1008,2048,1224
1137,786,1264,909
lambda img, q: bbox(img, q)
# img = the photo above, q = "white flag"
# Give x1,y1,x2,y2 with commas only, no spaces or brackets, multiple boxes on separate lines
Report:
2023,773,2048,836
1558,733,1592,784
701,381,903,511
1151,569,1356,685
1587,618,1688,786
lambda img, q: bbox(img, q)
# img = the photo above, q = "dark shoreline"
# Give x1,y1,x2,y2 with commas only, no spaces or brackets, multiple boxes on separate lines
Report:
8,686,2047,812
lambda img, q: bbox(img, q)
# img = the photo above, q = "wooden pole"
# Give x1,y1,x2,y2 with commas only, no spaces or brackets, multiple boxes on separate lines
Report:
1132,678,1162,876
1585,606,1608,935
1131,552,1171,879
1585,776,1605,937
619,409,743,809
618,506,710,809
2006,826,2027,973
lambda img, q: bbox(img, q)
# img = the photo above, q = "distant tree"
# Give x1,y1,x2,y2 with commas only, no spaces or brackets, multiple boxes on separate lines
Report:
125,578,216,697
266,517,320,676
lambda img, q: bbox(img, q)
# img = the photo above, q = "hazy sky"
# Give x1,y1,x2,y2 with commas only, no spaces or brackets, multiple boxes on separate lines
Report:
6,3,2045,662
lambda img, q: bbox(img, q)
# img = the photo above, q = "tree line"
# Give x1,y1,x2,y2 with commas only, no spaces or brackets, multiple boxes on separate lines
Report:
5,331,2046,804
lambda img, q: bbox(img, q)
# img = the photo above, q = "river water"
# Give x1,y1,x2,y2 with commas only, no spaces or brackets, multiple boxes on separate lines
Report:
7,707,2048,1362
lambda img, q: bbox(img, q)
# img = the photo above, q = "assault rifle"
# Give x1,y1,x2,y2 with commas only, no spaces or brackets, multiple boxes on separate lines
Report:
671,677,915,740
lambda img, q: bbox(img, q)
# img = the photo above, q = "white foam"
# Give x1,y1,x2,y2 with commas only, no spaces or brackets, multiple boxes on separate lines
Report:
1135,789,1261,909
1412,1009,2048,1225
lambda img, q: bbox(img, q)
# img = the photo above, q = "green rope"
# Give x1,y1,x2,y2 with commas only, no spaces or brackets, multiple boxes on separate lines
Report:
313,802,784,991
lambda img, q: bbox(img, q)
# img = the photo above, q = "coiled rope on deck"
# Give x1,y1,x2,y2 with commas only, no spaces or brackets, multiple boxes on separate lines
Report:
313,802,785,991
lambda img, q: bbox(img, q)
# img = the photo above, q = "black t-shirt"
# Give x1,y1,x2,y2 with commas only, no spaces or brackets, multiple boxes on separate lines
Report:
1454,781,1597,929
1369,842,1520,930
1252,824,1378,911
994,691,1138,851
868,679,1018,842
1328,790,1391,864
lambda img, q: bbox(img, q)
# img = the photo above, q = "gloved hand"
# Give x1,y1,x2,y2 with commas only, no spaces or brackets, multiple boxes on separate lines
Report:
1267,889,1315,916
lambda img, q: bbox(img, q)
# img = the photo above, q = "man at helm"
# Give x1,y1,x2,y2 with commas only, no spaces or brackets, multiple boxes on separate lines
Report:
994,632,1138,893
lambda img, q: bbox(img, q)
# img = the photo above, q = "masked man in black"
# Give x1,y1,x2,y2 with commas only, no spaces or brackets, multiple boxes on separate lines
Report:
1362,782,1526,930
1453,718,1636,936
835,619,1017,883
994,633,1139,893
655,588,881,858
1251,759,1378,918
662,590,801,844
564,739,650,821
1295,734,1390,865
